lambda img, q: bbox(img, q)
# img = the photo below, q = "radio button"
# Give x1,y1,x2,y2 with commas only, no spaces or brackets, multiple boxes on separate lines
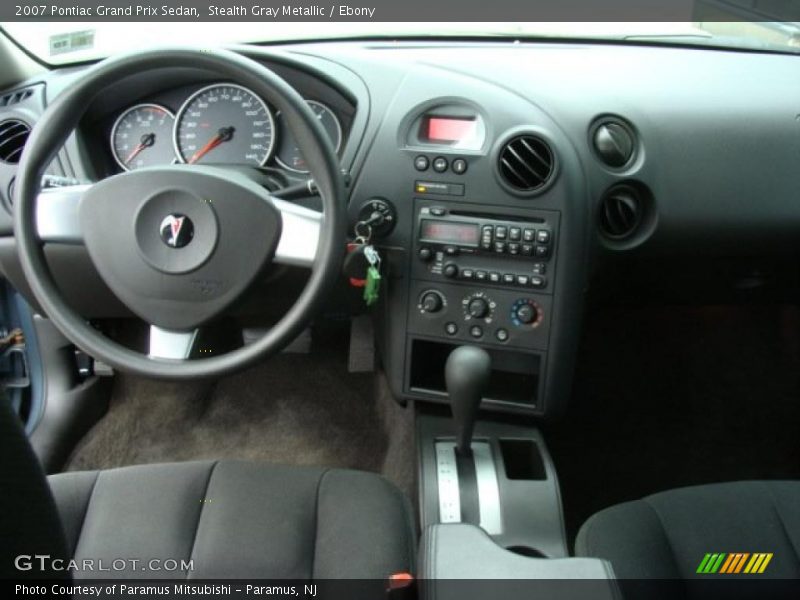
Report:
509,227,522,241
432,157,448,173
536,230,551,244
445,246,459,256
530,276,546,288
495,226,507,240
517,275,530,286
461,269,474,280
414,155,430,171
521,244,534,256
508,243,521,255
494,241,507,254
474,270,487,281
502,273,515,285
523,228,536,242
430,206,446,216
532,263,546,275
535,245,550,258
488,272,501,283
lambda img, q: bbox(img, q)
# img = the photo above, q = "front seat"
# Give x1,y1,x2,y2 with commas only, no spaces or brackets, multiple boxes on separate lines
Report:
576,481,800,581
0,401,414,580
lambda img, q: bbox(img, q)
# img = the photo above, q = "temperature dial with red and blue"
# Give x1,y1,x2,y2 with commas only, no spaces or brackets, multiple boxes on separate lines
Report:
511,299,543,327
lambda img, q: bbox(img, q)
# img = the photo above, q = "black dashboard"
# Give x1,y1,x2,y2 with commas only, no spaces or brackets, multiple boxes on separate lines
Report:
1,40,799,417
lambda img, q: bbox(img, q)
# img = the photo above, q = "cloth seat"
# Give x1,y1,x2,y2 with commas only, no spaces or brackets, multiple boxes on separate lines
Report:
576,480,800,582
48,460,415,579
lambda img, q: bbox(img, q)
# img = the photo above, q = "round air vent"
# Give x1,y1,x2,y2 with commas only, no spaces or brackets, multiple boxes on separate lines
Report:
599,184,644,239
591,118,635,168
497,134,555,193
0,119,31,164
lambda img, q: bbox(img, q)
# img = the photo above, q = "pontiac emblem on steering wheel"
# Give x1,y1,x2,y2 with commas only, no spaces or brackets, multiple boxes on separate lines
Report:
159,214,194,248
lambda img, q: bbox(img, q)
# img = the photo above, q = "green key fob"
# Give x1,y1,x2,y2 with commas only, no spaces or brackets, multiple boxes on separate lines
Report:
363,265,381,306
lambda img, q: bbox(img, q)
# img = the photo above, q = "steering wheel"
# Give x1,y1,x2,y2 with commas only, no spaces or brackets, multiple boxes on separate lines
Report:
13,48,346,379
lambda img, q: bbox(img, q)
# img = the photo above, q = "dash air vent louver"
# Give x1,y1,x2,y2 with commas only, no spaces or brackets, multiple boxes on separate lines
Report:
0,120,31,164
599,184,644,239
497,135,555,193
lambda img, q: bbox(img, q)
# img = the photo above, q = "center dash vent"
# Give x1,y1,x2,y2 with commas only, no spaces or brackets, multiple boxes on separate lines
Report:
0,119,31,164
497,134,555,193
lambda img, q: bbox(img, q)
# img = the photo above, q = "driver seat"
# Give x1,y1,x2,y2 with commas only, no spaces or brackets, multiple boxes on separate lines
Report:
48,461,415,579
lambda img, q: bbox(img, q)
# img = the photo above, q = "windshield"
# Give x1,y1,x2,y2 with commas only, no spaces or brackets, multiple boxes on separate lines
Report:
2,21,800,65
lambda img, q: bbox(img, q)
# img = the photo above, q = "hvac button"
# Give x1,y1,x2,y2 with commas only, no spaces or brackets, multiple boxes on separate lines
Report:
495,328,509,342
445,322,459,336
469,325,483,339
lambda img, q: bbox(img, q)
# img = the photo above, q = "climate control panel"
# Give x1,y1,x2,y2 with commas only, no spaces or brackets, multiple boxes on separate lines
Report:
408,281,551,350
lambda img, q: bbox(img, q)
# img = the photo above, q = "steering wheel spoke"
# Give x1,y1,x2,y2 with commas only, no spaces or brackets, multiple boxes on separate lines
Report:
148,325,198,360
271,197,322,268
35,184,92,244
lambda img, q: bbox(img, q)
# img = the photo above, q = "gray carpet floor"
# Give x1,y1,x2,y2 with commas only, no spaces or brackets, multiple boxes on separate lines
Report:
66,330,415,498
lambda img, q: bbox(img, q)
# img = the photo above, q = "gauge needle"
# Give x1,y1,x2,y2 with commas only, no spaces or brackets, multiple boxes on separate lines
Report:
124,133,156,165
188,126,235,164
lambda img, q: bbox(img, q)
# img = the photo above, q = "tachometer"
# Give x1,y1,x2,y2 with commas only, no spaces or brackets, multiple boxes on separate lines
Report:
275,100,342,173
173,83,275,166
111,104,176,171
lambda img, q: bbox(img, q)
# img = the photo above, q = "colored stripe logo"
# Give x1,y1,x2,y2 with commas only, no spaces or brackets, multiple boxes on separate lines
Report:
696,553,773,574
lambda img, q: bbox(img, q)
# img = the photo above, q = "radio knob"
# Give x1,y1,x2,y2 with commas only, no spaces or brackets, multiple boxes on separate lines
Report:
467,297,490,319
421,291,444,313
418,246,433,262
443,263,459,278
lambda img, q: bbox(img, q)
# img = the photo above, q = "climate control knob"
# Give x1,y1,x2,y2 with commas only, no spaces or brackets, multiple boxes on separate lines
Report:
467,297,490,319
511,299,542,327
421,291,444,313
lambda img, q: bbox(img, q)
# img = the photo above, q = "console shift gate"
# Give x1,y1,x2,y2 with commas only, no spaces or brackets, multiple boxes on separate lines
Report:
434,345,502,534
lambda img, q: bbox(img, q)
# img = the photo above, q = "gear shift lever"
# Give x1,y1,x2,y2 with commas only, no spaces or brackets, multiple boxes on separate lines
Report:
445,345,492,456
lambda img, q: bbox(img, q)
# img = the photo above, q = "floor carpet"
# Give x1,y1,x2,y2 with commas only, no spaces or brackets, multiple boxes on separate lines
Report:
66,325,415,498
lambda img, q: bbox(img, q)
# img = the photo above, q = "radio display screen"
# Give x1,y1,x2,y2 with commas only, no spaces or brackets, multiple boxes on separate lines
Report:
420,219,480,246
421,116,477,144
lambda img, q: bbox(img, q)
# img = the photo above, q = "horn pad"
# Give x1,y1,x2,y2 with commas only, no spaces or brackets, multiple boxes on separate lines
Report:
79,166,281,330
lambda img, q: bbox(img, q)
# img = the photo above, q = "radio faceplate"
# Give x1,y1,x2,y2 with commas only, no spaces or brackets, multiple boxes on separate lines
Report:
412,200,559,293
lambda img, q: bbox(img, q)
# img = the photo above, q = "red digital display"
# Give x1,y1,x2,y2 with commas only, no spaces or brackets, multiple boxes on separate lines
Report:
420,219,480,246
424,116,477,144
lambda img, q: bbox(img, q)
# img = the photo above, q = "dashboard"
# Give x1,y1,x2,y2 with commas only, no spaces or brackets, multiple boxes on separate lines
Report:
0,41,799,418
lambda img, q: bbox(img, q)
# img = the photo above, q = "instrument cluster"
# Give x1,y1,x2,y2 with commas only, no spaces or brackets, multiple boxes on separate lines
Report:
109,82,343,174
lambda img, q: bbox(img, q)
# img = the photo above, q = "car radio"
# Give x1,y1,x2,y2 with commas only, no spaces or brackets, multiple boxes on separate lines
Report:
413,203,557,292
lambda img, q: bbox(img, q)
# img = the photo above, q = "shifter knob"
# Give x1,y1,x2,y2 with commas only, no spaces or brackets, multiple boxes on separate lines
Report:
445,345,492,456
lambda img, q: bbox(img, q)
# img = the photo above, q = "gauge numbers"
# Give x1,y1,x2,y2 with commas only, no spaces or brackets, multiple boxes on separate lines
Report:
111,104,176,171
174,83,275,166
275,100,342,173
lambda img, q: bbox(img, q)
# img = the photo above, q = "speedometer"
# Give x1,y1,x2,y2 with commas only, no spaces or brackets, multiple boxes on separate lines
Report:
173,83,275,166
